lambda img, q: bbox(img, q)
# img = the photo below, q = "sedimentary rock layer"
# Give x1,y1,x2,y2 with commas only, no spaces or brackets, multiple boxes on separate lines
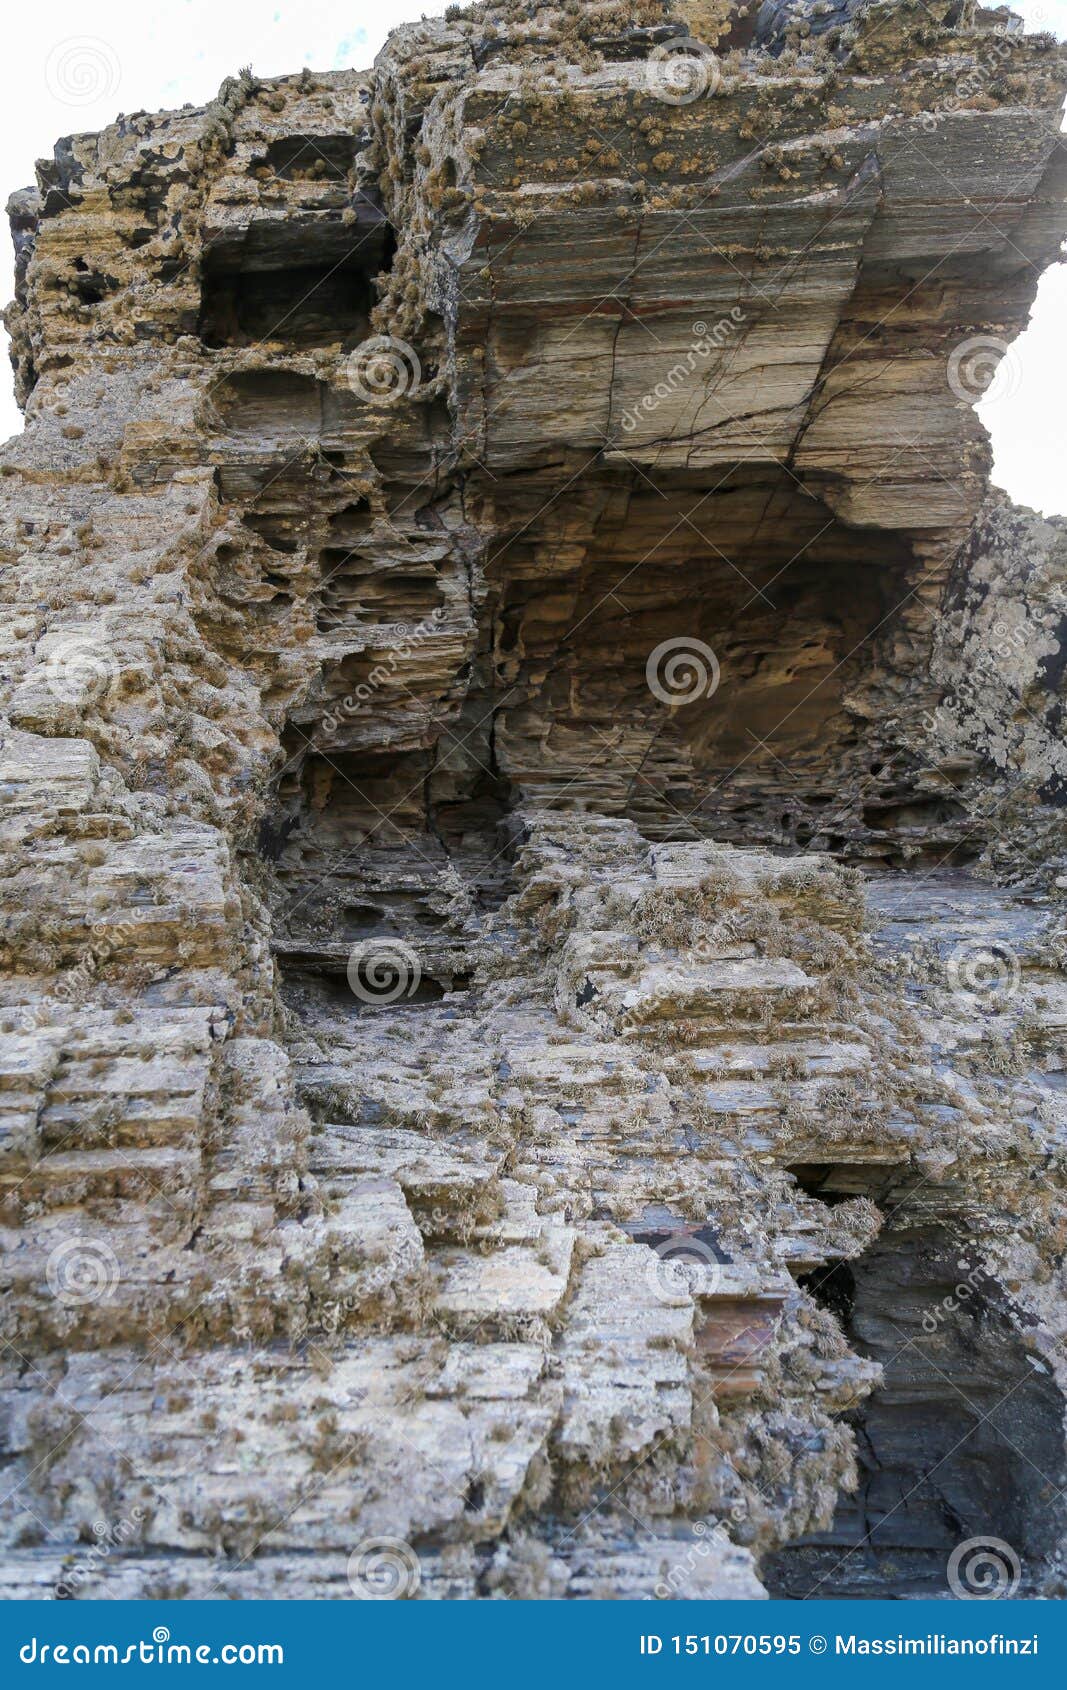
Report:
0,0,1065,1600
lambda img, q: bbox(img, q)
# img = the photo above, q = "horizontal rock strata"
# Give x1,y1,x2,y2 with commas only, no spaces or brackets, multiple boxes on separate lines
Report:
0,0,1065,1600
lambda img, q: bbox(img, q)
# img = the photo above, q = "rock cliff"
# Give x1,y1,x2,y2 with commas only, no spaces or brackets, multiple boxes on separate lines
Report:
1,0,1066,1601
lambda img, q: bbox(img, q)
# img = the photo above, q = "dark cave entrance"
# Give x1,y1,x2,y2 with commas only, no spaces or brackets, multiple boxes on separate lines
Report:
483,465,970,862
198,185,392,351
764,1211,1066,1598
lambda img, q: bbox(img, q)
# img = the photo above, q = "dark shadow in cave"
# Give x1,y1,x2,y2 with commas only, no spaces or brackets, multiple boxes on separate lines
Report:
482,464,981,865
764,1219,1066,1599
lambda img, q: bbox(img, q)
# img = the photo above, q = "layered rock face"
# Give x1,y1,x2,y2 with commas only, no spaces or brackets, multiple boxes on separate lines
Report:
1,0,1066,1601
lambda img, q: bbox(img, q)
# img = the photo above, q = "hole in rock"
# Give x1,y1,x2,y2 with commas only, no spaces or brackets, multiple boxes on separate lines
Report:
862,797,968,833
282,964,456,1013
264,731,514,1023
199,256,375,349
621,1209,731,1262
240,514,300,557
483,467,956,858
316,564,445,633
764,1221,1066,1599
341,898,451,937
796,1260,855,1328
786,1162,912,1206
71,256,110,305
262,135,356,182
199,191,391,351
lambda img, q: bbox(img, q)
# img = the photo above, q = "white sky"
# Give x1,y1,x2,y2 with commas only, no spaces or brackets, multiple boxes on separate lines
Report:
1,0,1064,514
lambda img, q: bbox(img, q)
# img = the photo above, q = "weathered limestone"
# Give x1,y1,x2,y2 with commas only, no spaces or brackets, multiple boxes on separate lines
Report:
0,0,1065,1601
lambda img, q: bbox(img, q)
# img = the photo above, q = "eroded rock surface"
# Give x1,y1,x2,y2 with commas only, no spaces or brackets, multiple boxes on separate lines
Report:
0,0,1065,1601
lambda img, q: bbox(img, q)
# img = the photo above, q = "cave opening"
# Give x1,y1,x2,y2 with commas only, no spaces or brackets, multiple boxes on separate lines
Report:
249,452,971,1033
199,253,376,350
198,189,392,351
764,1214,1066,1599
484,466,949,860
